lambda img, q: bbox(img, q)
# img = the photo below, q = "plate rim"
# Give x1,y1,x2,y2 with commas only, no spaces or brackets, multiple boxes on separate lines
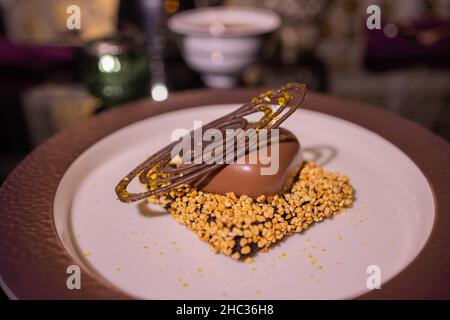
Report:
1,88,449,299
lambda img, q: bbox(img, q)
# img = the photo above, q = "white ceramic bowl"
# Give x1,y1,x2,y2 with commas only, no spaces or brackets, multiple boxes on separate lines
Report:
168,7,281,88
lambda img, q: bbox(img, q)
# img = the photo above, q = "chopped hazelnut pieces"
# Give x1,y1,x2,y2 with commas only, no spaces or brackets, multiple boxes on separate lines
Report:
148,162,353,260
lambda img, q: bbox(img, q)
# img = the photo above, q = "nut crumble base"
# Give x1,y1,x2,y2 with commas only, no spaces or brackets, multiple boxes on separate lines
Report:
147,161,354,262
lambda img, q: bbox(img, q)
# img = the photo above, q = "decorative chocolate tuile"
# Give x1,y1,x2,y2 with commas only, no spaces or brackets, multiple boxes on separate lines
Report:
115,83,308,203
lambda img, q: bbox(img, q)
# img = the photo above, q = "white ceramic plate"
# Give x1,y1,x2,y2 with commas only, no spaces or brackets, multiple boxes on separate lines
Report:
54,104,435,299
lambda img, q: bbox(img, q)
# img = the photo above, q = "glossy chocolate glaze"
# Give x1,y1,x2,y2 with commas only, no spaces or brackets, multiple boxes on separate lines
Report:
190,127,302,198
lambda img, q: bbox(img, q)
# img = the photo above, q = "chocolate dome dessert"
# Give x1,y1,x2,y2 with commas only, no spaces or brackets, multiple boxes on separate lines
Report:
191,127,302,199
115,83,354,261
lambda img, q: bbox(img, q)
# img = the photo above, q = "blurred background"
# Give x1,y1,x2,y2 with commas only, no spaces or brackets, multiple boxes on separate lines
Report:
0,0,449,183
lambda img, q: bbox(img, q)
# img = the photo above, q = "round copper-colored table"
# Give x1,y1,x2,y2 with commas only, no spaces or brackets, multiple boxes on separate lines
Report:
0,89,449,299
